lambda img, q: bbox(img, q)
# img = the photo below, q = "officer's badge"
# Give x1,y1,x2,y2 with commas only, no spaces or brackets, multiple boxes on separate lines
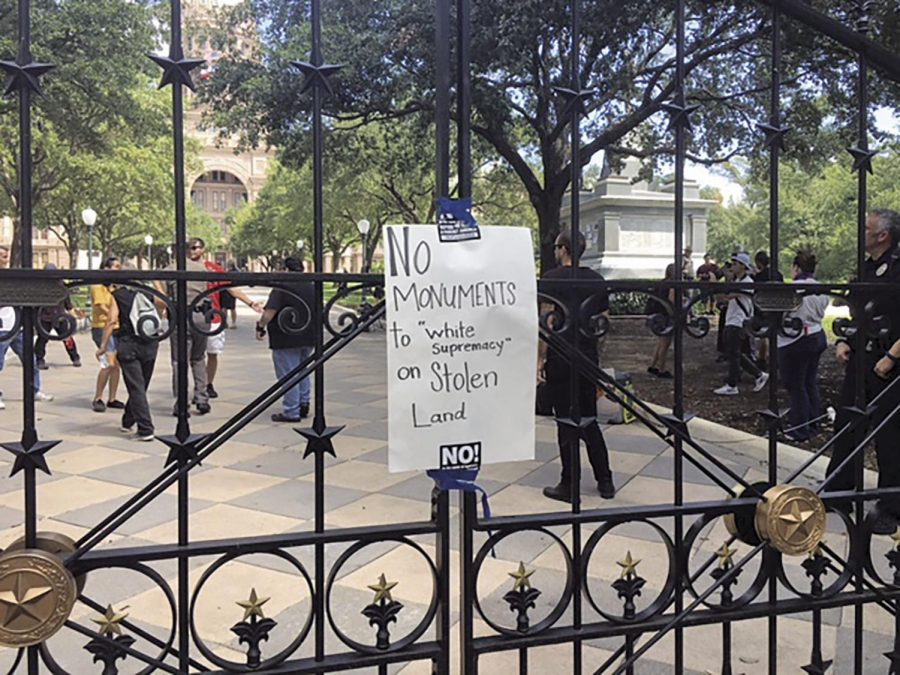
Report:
876,262,888,277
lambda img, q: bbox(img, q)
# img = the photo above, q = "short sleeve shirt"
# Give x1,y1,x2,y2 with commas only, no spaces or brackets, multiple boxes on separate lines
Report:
91,284,117,329
724,275,754,328
540,265,609,363
264,281,316,350
203,260,229,325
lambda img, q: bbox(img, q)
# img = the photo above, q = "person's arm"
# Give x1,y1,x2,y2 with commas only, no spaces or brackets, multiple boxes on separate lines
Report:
537,301,553,383
227,286,263,313
96,299,119,357
874,338,900,378
153,280,169,315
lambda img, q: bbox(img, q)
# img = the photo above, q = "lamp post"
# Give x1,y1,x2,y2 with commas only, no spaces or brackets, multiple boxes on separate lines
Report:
144,234,154,269
81,208,97,269
356,219,370,306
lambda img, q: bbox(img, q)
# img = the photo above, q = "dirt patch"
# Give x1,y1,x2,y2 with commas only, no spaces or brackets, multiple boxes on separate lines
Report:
599,316,844,445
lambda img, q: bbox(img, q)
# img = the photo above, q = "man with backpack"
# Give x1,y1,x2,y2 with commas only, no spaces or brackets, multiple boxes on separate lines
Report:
713,252,769,396
95,275,160,441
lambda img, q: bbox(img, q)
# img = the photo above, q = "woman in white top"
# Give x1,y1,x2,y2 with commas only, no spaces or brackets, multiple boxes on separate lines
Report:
777,251,830,442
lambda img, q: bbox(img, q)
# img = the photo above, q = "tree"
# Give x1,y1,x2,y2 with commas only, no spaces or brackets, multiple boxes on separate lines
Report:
200,0,899,272
1,0,164,264
706,147,900,281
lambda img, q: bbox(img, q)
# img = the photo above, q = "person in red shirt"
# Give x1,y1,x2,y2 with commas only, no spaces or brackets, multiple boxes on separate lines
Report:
203,258,262,398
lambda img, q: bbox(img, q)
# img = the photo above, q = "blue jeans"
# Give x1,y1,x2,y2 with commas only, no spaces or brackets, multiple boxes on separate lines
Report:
0,331,41,393
777,331,827,440
272,346,313,417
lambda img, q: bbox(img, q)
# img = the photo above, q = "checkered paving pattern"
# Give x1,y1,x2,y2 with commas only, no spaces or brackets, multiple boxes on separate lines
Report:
0,301,888,672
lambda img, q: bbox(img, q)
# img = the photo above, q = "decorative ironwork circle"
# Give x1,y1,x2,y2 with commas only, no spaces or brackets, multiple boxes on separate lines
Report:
754,485,826,556
326,537,438,654
0,549,76,647
776,506,856,599
189,549,314,672
683,513,768,610
472,527,573,636
582,519,676,624
7,532,85,594
40,561,177,675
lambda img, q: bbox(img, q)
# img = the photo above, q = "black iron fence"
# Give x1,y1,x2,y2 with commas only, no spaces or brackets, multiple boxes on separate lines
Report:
1,0,899,672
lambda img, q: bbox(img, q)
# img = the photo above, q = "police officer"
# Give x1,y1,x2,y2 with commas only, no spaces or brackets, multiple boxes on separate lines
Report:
826,209,900,534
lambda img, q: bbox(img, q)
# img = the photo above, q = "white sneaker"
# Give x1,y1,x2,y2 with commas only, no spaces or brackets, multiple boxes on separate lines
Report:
0,396,5,410
136,433,155,442
713,384,739,396
34,391,54,402
753,372,770,392
119,425,134,434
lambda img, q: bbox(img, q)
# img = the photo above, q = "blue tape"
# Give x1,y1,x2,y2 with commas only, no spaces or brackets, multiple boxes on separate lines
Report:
427,468,495,557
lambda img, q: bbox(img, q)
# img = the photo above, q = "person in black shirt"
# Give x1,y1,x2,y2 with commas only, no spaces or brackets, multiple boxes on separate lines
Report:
256,256,316,422
752,251,785,368
96,281,158,441
826,209,900,534
538,231,614,502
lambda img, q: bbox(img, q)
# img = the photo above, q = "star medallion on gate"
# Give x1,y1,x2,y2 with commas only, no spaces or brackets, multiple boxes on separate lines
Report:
754,485,826,556
0,549,77,647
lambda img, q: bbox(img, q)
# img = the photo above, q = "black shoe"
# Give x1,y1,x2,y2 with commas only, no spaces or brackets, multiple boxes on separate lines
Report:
36,359,48,370
196,403,211,415
868,508,898,536
207,383,218,399
172,409,192,418
597,477,616,499
106,400,125,409
271,413,301,423
542,484,572,503
91,399,106,413
72,358,82,368
300,403,310,418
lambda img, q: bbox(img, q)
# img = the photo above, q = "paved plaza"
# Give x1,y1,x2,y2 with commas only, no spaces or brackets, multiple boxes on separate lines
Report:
0,302,894,673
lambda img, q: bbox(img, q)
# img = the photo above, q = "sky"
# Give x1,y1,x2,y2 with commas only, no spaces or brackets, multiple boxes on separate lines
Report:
688,106,899,205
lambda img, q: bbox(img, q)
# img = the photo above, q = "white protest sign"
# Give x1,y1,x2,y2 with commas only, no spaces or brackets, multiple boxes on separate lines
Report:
384,225,537,473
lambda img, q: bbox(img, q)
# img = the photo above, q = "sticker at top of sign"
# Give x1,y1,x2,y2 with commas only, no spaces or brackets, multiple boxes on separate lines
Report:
437,197,480,242
384,225,537,472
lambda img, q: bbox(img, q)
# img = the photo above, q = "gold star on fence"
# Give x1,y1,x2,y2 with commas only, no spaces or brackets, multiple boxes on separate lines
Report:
716,543,736,570
891,528,900,550
236,588,270,621
508,561,534,592
617,551,641,580
367,574,398,604
91,604,129,637
0,572,52,627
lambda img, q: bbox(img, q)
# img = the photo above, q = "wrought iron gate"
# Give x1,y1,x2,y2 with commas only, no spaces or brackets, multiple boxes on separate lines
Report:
1,0,899,672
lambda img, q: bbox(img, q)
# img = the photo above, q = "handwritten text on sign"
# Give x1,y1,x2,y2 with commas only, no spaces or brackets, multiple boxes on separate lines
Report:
385,225,537,473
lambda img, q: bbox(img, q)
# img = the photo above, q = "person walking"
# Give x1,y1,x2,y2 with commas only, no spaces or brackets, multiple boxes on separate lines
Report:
776,251,829,442
696,254,721,314
159,237,212,415
826,209,900,534
752,250,785,369
538,231,615,503
97,278,158,441
713,252,769,396
203,258,261,399
34,264,81,369
646,262,676,379
223,260,239,328
256,256,315,422
90,256,125,412
0,244,53,408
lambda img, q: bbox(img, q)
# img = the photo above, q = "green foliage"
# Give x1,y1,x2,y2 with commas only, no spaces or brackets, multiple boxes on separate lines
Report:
707,148,900,281
200,0,899,273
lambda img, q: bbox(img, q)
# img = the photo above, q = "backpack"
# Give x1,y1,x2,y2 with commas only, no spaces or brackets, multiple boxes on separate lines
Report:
129,290,161,340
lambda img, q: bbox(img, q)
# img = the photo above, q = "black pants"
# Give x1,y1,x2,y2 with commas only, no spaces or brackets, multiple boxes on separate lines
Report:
117,336,158,435
722,325,761,387
546,362,611,485
826,352,900,514
34,319,79,363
